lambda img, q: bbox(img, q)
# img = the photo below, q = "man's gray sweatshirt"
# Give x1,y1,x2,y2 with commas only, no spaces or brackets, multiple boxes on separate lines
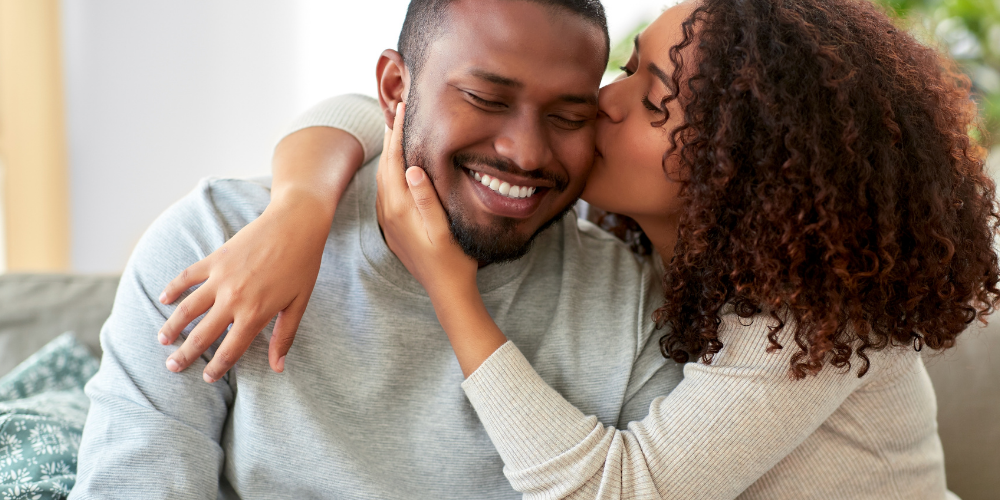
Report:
69,157,681,499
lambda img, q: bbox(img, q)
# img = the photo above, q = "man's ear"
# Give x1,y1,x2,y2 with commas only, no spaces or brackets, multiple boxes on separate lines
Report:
376,49,410,129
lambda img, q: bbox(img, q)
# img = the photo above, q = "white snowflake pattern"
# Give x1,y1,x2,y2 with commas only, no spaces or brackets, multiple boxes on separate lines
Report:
28,424,70,456
49,479,71,497
11,422,27,433
3,468,32,484
0,433,23,468
1,480,42,500
38,461,71,480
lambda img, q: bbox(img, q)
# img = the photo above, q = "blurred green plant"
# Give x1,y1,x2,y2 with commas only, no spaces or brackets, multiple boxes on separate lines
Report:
604,0,1000,147
606,22,650,77
878,0,1000,146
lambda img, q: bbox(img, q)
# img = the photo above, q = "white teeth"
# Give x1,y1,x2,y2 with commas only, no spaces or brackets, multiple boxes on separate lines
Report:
470,170,537,199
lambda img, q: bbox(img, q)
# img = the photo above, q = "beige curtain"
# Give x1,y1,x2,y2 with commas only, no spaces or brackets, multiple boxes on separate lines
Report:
0,0,70,272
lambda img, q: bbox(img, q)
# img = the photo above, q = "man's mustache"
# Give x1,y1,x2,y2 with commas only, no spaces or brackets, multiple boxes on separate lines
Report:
452,152,569,191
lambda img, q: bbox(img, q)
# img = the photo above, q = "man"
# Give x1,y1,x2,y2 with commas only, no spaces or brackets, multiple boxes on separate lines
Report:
71,1,680,498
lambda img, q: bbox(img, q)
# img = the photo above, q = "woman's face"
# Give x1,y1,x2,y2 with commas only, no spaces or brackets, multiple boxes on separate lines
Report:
582,2,698,223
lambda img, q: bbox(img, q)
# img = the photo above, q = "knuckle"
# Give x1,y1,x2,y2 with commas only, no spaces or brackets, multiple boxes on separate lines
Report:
212,349,235,369
227,285,246,303
244,303,264,320
188,333,213,352
274,335,294,351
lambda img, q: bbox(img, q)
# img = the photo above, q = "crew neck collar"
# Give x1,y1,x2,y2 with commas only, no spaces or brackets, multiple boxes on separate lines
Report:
357,158,536,296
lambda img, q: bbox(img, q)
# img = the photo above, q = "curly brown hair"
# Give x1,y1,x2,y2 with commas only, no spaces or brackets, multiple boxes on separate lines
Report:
643,0,1000,378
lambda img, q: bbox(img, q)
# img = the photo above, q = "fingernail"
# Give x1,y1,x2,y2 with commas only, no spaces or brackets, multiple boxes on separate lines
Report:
166,358,180,372
203,372,217,384
276,355,286,373
405,167,424,185
159,292,168,304
397,102,404,113
158,331,169,345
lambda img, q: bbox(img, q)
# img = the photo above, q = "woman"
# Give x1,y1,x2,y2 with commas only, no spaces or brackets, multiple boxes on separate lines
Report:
158,0,996,497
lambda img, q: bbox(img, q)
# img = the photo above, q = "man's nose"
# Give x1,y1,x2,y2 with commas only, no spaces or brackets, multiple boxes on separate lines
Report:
493,112,553,172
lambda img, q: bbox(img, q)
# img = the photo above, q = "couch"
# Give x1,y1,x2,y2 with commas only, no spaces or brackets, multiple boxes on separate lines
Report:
1,273,996,499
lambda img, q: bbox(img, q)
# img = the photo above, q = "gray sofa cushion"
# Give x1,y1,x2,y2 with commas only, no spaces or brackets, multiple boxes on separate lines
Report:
0,274,118,378
925,322,1000,500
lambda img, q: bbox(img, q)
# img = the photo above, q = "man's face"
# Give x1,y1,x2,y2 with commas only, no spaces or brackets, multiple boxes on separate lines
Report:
402,0,606,263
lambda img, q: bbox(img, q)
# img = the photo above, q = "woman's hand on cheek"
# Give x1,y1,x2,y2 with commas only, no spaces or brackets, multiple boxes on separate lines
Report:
376,103,478,299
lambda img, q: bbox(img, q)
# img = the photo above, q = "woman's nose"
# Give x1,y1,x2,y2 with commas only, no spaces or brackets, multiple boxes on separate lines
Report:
598,79,627,124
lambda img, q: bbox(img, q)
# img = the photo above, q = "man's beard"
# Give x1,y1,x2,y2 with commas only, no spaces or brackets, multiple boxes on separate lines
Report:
401,91,576,264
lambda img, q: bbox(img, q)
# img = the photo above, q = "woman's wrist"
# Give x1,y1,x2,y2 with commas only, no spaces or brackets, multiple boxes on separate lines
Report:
428,280,508,378
270,183,339,221
426,276,480,310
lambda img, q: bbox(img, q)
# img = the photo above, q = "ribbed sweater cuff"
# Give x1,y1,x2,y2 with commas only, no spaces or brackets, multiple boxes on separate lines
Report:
280,94,384,164
461,341,598,472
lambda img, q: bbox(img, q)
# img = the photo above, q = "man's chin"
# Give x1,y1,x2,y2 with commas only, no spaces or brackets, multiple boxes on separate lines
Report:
448,204,576,265
450,219,535,265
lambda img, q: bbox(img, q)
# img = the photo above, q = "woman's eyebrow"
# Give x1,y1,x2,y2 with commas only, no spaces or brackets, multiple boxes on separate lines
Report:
648,62,670,87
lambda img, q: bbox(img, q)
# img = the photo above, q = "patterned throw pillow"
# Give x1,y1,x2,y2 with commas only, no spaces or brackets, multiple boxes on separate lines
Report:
0,333,98,500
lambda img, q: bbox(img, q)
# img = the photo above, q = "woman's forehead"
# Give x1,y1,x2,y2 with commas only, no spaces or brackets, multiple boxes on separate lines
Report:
640,1,700,56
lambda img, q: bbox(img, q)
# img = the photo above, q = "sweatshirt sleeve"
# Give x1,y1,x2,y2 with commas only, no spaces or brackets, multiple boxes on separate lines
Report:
461,313,882,500
280,94,385,164
69,179,259,499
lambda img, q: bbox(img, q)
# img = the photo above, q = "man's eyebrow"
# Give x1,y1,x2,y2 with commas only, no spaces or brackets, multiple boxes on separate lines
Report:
558,94,597,106
470,69,523,88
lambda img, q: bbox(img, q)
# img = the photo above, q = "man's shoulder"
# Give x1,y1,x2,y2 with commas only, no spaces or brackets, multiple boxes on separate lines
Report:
188,176,273,223
154,176,272,240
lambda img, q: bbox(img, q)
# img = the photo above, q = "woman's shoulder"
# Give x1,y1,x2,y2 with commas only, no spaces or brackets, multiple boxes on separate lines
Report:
707,307,920,383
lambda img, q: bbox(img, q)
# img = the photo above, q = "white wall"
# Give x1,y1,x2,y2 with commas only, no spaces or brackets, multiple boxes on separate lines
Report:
61,0,665,273
62,0,301,273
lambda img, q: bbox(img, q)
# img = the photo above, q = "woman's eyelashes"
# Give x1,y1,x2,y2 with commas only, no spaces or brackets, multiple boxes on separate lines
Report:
619,65,635,77
642,94,664,114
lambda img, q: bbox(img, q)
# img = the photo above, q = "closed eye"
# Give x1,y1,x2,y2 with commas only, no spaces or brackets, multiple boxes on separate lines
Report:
465,91,507,110
550,115,588,130
642,94,663,113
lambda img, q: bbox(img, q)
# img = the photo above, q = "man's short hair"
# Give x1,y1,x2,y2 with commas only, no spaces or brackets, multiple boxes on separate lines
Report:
397,0,610,79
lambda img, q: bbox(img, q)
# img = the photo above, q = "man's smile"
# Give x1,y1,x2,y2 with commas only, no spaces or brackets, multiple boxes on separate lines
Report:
461,167,548,219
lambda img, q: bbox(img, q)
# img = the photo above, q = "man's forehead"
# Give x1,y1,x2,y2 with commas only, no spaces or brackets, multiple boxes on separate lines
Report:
427,0,606,95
